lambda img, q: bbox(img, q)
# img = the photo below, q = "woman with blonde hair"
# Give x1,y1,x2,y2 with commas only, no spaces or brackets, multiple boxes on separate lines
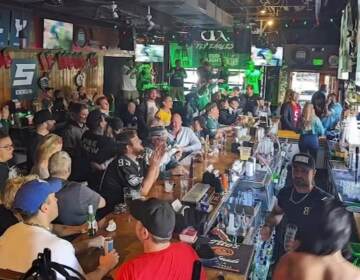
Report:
280,89,302,131
31,133,63,179
298,102,325,160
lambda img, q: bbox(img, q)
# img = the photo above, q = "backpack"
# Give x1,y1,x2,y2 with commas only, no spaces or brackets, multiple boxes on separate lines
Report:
22,248,85,280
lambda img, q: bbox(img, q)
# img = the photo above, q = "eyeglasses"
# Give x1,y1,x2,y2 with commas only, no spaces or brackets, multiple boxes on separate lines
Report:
0,144,14,150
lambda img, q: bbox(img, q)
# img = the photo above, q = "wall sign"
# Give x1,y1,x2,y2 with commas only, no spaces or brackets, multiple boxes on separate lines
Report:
0,8,10,47
9,10,32,47
74,27,87,48
11,59,38,100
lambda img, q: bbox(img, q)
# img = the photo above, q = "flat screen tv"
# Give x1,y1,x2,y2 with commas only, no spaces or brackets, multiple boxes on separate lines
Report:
135,44,164,63
251,46,283,67
43,19,73,50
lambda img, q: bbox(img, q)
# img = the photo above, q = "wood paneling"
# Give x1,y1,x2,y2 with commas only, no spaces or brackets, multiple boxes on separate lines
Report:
0,49,104,106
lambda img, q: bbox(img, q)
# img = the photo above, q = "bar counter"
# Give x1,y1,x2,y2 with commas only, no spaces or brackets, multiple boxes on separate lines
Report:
74,151,255,280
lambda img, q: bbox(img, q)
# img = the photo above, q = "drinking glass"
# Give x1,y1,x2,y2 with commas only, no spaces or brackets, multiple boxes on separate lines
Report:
123,187,133,222
284,224,298,252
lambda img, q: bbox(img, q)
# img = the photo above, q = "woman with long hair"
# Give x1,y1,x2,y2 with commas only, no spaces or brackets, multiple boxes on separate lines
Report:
298,102,325,160
31,133,63,179
280,89,302,131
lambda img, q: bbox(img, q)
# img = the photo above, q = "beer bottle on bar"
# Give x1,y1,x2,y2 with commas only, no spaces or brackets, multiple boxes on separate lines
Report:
189,157,194,179
87,204,97,237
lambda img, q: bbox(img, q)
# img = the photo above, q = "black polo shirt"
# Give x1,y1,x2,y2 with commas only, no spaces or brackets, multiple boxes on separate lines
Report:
0,162,9,193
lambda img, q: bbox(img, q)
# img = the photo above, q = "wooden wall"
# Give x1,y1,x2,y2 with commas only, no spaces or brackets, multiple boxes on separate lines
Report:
0,49,104,106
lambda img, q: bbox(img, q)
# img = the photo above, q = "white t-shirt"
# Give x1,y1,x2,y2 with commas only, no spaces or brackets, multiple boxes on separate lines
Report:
0,222,84,278
121,65,137,91
146,101,158,126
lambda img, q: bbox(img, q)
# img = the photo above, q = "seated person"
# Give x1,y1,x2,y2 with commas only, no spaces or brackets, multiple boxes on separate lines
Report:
219,98,237,125
168,113,201,156
99,130,164,217
122,101,138,128
106,117,124,140
192,116,206,140
115,198,206,280
145,127,187,177
0,179,119,279
204,103,231,139
95,96,110,116
155,95,173,127
0,131,14,193
274,199,360,280
256,98,272,117
48,151,106,226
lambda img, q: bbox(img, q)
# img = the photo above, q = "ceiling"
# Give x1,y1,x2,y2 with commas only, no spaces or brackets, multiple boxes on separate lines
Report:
1,0,348,30
211,0,347,23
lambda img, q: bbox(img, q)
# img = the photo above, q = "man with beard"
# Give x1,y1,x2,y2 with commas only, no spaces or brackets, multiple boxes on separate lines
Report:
27,109,56,170
260,153,331,264
98,130,165,217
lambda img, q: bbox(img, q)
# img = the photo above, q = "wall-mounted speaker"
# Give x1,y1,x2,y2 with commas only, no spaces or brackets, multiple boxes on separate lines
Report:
233,27,252,54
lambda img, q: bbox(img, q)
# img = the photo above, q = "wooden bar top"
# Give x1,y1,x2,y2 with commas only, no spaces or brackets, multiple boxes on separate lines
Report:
74,151,255,280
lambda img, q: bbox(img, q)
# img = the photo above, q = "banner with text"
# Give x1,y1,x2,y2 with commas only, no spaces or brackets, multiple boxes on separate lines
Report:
170,30,249,69
10,10,32,47
0,8,10,47
11,59,38,100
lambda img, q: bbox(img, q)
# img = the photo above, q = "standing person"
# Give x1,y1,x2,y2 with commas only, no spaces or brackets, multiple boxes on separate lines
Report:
96,96,110,116
260,153,331,264
274,199,360,280
115,198,207,280
280,89,301,132
0,179,119,279
121,58,138,103
81,110,119,188
122,101,138,128
219,98,237,125
27,109,56,170
169,59,187,104
136,88,159,140
311,84,327,106
0,131,14,193
243,85,258,116
321,93,343,132
155,95,173,127
99,130,164,217
298,103,325,160
62,103,88,159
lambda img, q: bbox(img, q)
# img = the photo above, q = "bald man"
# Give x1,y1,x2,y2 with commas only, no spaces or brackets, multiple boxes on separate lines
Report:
168,113,201,156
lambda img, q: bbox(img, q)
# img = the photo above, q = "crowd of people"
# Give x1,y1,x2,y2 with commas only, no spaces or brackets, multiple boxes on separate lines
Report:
0,58,356,280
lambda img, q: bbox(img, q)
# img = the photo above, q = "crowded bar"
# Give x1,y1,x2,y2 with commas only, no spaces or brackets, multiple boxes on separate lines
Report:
0,0,359,279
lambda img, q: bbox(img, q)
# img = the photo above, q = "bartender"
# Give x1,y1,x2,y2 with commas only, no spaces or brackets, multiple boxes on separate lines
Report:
260,153,331,264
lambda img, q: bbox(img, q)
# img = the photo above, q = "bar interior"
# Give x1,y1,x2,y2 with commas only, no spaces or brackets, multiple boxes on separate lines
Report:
0,0,360,279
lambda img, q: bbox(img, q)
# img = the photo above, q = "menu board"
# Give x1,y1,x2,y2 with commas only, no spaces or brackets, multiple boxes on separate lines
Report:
206,239,253,274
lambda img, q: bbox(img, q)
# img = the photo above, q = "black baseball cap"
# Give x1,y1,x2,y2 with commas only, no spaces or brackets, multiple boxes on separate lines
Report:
34,109,54,125
130,198,175,239
292,153,316,170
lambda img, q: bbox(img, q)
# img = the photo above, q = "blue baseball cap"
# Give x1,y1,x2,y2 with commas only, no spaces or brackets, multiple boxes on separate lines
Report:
13,179,62,215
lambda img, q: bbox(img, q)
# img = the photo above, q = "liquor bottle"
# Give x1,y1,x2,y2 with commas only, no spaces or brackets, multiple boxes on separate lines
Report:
87,204,97,237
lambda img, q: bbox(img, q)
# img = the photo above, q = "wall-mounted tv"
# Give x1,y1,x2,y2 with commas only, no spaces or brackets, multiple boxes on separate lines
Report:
251,46,283,67
43,19,73,50
135,44,164,63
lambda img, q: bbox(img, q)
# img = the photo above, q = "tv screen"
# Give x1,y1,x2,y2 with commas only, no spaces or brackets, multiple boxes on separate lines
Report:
251,46,283,66
135,44,164,63
43,19,73,50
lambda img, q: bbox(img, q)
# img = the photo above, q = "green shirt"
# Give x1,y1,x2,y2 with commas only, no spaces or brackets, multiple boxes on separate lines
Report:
205,116,219,138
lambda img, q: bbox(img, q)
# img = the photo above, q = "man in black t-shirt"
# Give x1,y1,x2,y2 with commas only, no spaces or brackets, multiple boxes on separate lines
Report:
169,59,187,104
261,153,331,263
99,130,165,217
0,131,14,193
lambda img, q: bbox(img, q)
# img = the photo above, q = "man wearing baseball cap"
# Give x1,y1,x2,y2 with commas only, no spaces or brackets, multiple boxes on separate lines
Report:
260,153,332,264
116,198,206,280
0,179,119,279
27,109,56,170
